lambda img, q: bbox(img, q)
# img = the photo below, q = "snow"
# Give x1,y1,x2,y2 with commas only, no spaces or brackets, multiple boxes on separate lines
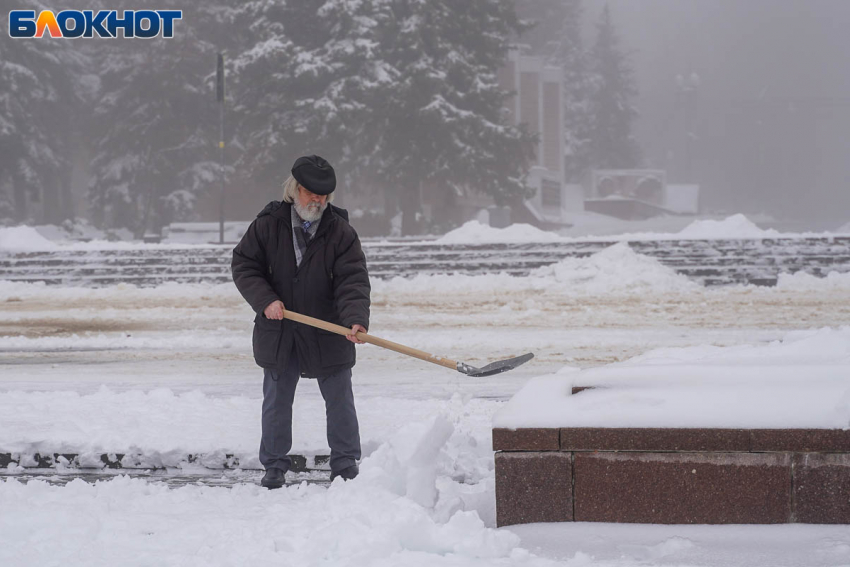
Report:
2,477,848,567
31,218,112,242
0,417,531,567
0,226,58,251
0,388,495,471
493,327,850,429
527,242,696,294
372,242,695,296
776,270,850,291
675,213,780,239
434,220,567,244
510,523,850,567
3,212,846,252
2,232,850,565
0,331,245,351
431,214,823,244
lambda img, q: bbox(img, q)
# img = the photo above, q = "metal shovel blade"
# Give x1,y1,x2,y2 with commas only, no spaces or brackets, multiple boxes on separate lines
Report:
457,353,534,377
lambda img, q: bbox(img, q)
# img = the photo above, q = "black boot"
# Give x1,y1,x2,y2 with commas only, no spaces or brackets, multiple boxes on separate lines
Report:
261,467,286,489
330,464,359,482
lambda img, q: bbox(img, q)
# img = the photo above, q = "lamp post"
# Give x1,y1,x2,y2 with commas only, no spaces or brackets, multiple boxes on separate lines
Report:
216,52,226,244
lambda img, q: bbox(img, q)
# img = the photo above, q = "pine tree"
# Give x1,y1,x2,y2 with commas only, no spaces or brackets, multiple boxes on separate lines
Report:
588,4,641,170
86,0,220,236
0,1,86,224
229,0,386,198
370,0,536,235
555,0,595,181
513,0,565,59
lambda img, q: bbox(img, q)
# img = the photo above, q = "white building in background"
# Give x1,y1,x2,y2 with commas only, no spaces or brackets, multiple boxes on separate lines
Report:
496,48,583,227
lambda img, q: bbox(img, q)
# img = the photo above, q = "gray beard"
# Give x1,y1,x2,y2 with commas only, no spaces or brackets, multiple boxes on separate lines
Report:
293,200,326,222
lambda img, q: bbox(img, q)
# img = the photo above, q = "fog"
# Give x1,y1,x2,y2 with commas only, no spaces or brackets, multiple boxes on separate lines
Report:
586,0,850,227
2,0,849,235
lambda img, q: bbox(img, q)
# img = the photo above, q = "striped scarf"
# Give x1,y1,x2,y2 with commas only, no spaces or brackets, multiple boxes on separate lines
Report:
291,207,320,268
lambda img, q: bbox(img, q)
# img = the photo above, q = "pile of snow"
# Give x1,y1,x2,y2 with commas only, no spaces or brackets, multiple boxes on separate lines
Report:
32,218,114,242
0,412,543,567
434,220,566,244
432,214,802,245
494,326,850,429
374,242,694,296
0,226,58,251
675,214,780,239
529,242,695,293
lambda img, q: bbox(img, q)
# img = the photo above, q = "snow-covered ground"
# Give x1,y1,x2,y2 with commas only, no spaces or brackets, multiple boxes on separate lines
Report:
2,239,850,566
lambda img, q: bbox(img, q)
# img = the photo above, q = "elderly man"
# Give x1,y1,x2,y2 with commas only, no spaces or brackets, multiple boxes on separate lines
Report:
231,155,371,489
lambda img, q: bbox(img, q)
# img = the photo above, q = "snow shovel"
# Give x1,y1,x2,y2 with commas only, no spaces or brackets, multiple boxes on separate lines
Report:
282,310,533,377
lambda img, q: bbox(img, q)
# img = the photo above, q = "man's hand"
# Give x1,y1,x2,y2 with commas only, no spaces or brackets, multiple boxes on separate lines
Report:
347,324,367,344
264,300,285,320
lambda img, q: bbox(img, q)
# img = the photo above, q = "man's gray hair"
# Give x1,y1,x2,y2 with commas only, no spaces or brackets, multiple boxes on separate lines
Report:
282,175,335,204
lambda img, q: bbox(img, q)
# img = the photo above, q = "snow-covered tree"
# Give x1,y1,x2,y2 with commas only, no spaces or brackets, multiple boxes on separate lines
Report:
229,0,389,195
230,0,533,235
587,4,641,170
370,0,536,234
86,0,220,236
554,0,595,181
0,1,87,224
513,0,564,58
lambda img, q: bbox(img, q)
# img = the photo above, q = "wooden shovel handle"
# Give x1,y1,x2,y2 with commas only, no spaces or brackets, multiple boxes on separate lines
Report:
283,310,458,371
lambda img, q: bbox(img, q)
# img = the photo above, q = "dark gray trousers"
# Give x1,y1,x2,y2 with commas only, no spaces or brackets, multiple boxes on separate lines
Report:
259,347,361,474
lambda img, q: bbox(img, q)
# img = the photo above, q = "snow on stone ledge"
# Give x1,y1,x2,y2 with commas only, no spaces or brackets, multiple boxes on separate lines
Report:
493,327,850,430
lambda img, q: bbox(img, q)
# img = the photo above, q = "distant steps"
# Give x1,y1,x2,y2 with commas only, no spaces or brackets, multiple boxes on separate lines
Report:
0,237,848,287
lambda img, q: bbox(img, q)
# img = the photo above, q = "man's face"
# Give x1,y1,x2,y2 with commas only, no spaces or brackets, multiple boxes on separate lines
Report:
294,184,328,222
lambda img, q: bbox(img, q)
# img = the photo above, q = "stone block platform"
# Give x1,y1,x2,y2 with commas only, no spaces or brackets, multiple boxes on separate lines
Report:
493,427,850,526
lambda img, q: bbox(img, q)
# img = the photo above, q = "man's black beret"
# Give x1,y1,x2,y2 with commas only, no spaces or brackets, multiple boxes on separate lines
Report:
291,155,336,195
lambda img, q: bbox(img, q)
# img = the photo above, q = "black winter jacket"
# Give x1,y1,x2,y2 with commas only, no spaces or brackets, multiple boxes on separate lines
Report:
231,201,370,377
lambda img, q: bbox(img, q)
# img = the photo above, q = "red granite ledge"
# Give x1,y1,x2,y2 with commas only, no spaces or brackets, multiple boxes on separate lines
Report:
560,427,751,452
492,427,560,451
573,451,792,524
793,453,850,524
750,429,850,453
495,452,573,527
494,427,850,453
